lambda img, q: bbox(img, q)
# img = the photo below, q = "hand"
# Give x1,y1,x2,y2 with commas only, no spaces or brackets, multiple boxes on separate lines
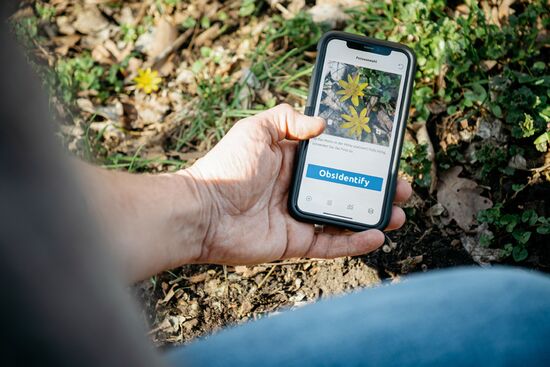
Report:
185,104,412,265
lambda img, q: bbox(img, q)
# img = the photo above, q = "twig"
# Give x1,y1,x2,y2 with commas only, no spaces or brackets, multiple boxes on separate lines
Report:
531,163,550,173
414,227,433,244
147,27,194,70
256,265,277,290
260,259,320,266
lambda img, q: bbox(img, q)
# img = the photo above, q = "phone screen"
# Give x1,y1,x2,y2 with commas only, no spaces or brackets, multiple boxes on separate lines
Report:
296,39,410,226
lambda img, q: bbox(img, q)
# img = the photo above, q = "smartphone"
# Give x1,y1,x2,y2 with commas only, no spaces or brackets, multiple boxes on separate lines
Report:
288,31,416,231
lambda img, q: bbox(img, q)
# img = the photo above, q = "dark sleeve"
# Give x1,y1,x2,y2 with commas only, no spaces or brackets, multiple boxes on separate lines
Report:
0,6,165,367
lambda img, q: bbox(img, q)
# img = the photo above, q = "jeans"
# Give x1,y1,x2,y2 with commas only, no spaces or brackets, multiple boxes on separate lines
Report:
166,267,550,366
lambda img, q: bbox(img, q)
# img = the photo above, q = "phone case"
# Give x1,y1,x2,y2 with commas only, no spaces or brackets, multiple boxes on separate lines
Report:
288,31,417,231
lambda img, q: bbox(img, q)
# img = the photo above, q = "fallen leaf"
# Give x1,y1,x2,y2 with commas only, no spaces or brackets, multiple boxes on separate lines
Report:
56,15,76,35
508,154,527,170
157,284,178,305
146,18,178,59
461,231,502,266
187,272,209,284
52,35,80,56
74,5,109,35
498,0,515,21
475,117,506,141
233,265,267,278
437,166,493,230
308,4,349,28
426,203,445,216
194,24,220,47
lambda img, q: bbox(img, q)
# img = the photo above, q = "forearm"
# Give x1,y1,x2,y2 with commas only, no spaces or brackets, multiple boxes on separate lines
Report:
75,161,210,281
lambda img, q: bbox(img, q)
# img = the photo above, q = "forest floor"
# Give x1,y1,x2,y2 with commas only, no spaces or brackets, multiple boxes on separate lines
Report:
11,0,549,346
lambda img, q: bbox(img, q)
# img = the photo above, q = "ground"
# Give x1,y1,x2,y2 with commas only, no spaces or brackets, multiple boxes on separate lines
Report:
10,0,550,347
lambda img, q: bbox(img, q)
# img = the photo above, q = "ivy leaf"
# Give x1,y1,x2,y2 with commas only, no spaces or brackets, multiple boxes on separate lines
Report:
520,113,536,137
512,246,528,262
437,166,493,230
512,230,532,245
534,132,550,152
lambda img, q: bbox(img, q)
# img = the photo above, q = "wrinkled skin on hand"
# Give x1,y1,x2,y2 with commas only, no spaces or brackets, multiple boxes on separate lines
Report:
186,104,412,265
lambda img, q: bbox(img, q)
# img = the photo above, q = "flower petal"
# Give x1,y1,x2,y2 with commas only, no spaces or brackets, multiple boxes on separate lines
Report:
341,114,353,121
341,121,354,129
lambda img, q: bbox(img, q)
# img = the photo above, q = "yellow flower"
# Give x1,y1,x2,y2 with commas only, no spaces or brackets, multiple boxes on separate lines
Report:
134,68,162,94
337,73,368,106
341,105,371,138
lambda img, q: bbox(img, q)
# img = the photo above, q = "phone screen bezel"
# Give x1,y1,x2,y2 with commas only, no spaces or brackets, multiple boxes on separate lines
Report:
288,32,416,231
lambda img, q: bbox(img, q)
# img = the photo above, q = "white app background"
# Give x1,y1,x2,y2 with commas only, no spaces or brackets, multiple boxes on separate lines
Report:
297,39,408,225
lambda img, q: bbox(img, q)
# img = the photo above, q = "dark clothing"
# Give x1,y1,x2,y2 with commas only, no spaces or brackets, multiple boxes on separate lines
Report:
0,3,163,366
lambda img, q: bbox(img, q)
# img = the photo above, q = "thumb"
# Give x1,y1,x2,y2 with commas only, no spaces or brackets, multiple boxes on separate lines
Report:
256,103,325,143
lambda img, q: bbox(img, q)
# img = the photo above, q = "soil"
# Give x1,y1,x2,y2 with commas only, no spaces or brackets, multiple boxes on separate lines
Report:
135,220,475,347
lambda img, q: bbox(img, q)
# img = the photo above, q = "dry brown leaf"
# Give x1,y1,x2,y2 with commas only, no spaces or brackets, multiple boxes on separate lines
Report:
437,166,493,230
56,15,76,35
91,44,112,64
460,234,502,266
194,24,221,47
234,265,268,278
498,0,515,21
187,272,209,284
308,4,349,28
288,0,306,15
74,5,109,35
157,284,178,305
133,93,170,128
146,18,178,59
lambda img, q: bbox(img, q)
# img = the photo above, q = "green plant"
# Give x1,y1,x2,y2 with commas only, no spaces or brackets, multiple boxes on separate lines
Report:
478,205,550,262
120,23,138,43
53,54,130,103
400,142,432,188
35,2,56,21
239,0,257,17
55,54,104,102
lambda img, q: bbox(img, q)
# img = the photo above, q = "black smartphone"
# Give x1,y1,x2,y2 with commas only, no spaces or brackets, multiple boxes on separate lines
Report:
288,31,416,231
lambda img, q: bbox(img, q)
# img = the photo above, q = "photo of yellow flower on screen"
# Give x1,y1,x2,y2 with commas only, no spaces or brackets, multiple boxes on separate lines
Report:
337,74,368,106
318,61,401,147
341,105,371,138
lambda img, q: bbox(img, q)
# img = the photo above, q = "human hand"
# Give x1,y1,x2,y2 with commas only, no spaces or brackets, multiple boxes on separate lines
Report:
184,104,412,265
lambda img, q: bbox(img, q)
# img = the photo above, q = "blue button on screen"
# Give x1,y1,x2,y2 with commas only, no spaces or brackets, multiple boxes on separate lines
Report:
306,164,384,192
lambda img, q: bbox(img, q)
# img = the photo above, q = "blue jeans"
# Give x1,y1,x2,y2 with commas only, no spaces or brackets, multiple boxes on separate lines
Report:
167,267,550,366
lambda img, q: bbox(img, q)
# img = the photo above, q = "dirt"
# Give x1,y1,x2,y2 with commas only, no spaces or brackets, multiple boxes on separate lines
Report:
135,219,475,347
136,256,381,346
